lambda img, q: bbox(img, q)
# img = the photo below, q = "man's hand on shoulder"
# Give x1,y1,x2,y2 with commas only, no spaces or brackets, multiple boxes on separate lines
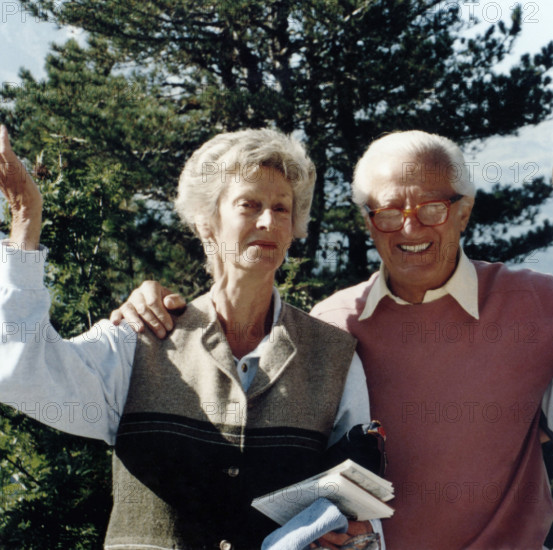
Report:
110,280,186,339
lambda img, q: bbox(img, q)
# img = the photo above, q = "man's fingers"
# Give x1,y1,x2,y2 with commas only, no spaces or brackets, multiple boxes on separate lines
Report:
142,298,174,332
316,520,374,548
109,309,124,325
139,293,174,334
163,293,186,313
113,281,182,339
318,532,351,546
116,303,145,334
131,300,168,338
344,521,373,536
311,538,340,550
131,281,180,332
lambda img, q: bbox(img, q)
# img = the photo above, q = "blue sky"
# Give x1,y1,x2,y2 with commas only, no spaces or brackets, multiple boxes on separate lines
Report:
1,0,552,272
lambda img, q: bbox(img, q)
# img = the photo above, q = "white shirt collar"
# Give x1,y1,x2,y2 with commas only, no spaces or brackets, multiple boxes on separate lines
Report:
358,248,479,320
233,288,281,391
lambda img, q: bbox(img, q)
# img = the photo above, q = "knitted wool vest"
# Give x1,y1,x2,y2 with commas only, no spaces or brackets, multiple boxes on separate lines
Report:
104,293,356,550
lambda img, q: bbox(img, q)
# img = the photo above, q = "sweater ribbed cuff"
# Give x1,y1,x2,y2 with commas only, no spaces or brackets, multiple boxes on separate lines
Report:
0,241,48,289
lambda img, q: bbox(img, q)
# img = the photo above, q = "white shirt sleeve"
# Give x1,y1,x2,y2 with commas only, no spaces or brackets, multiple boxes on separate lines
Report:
328,352,371,447
542,382,553,429
327,351,386,549
0,243,136,445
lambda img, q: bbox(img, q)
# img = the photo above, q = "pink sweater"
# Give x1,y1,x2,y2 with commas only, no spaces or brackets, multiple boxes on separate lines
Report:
311,260,553,550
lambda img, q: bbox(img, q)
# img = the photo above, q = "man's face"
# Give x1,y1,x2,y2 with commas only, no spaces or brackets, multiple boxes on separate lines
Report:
363,153,473,303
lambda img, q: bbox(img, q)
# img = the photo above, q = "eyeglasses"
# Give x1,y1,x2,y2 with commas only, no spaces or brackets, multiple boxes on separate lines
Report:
364,194,464,233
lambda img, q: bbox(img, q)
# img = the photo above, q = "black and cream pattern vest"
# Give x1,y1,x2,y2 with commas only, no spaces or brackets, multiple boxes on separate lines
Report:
104,293,357,550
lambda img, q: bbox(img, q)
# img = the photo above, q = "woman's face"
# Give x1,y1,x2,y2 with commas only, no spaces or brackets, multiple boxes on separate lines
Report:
208,166,294,275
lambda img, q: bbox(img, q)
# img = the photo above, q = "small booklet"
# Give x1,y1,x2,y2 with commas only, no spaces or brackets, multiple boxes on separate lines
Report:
251,459,394,526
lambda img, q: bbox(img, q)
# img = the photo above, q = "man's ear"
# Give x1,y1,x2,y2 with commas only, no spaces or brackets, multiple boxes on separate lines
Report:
459,197,474,232
360,206,372,232
362,210,377,240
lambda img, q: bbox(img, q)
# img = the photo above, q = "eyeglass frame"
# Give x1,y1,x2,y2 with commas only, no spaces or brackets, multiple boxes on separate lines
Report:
363,194,465,233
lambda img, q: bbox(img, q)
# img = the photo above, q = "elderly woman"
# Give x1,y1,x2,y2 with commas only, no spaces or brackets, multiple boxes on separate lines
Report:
0,126,380,549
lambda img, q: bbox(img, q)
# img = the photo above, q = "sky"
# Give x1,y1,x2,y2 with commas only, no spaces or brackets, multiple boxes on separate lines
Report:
0,0,552,272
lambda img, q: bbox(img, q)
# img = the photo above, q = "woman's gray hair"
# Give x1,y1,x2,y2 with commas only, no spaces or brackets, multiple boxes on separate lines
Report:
175,128,316,238
352,130,476,206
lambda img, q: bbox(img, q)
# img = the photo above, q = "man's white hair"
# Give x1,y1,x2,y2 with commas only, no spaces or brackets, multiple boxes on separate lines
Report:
352,130,476,207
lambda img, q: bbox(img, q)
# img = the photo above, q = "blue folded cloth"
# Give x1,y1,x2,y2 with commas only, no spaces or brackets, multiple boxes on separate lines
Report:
261,497,348,550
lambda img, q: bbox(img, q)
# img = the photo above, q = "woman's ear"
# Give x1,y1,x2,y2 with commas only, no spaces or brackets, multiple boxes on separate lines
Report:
194,215,213,240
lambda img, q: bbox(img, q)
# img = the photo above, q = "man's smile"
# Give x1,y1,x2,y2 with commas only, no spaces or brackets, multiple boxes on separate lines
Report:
398,242,432,254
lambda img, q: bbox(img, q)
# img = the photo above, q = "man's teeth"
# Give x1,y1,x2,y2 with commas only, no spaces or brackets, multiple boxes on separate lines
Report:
399,243,431,253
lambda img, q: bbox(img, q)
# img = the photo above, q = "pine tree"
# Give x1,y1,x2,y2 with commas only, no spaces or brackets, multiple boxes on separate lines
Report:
16,0,552,287
1,0,552,546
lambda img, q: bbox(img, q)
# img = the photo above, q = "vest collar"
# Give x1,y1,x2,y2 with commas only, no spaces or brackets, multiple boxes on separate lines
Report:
196,294,298,397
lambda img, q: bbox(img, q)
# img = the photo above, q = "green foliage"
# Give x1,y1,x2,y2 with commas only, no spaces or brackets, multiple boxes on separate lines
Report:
0,0,552,546
0,406,110,549
15,0,553,287
464,178,553,264
2,38,210,329
276,256,322,311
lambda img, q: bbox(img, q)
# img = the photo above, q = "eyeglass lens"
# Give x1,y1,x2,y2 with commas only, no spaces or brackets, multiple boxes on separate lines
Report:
374,201,448,231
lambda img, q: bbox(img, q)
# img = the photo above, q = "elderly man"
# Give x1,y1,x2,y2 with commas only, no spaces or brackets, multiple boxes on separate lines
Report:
114,130,553,549
311,130,553,549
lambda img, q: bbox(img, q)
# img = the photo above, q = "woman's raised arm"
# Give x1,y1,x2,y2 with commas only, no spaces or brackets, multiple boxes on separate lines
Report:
0,125,43,250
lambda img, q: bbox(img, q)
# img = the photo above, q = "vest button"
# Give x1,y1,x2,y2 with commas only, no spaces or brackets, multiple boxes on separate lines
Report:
220,540,233,550
226,467,239,477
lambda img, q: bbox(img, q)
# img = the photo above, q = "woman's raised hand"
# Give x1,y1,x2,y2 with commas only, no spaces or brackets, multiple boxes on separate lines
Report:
0,125,43,250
